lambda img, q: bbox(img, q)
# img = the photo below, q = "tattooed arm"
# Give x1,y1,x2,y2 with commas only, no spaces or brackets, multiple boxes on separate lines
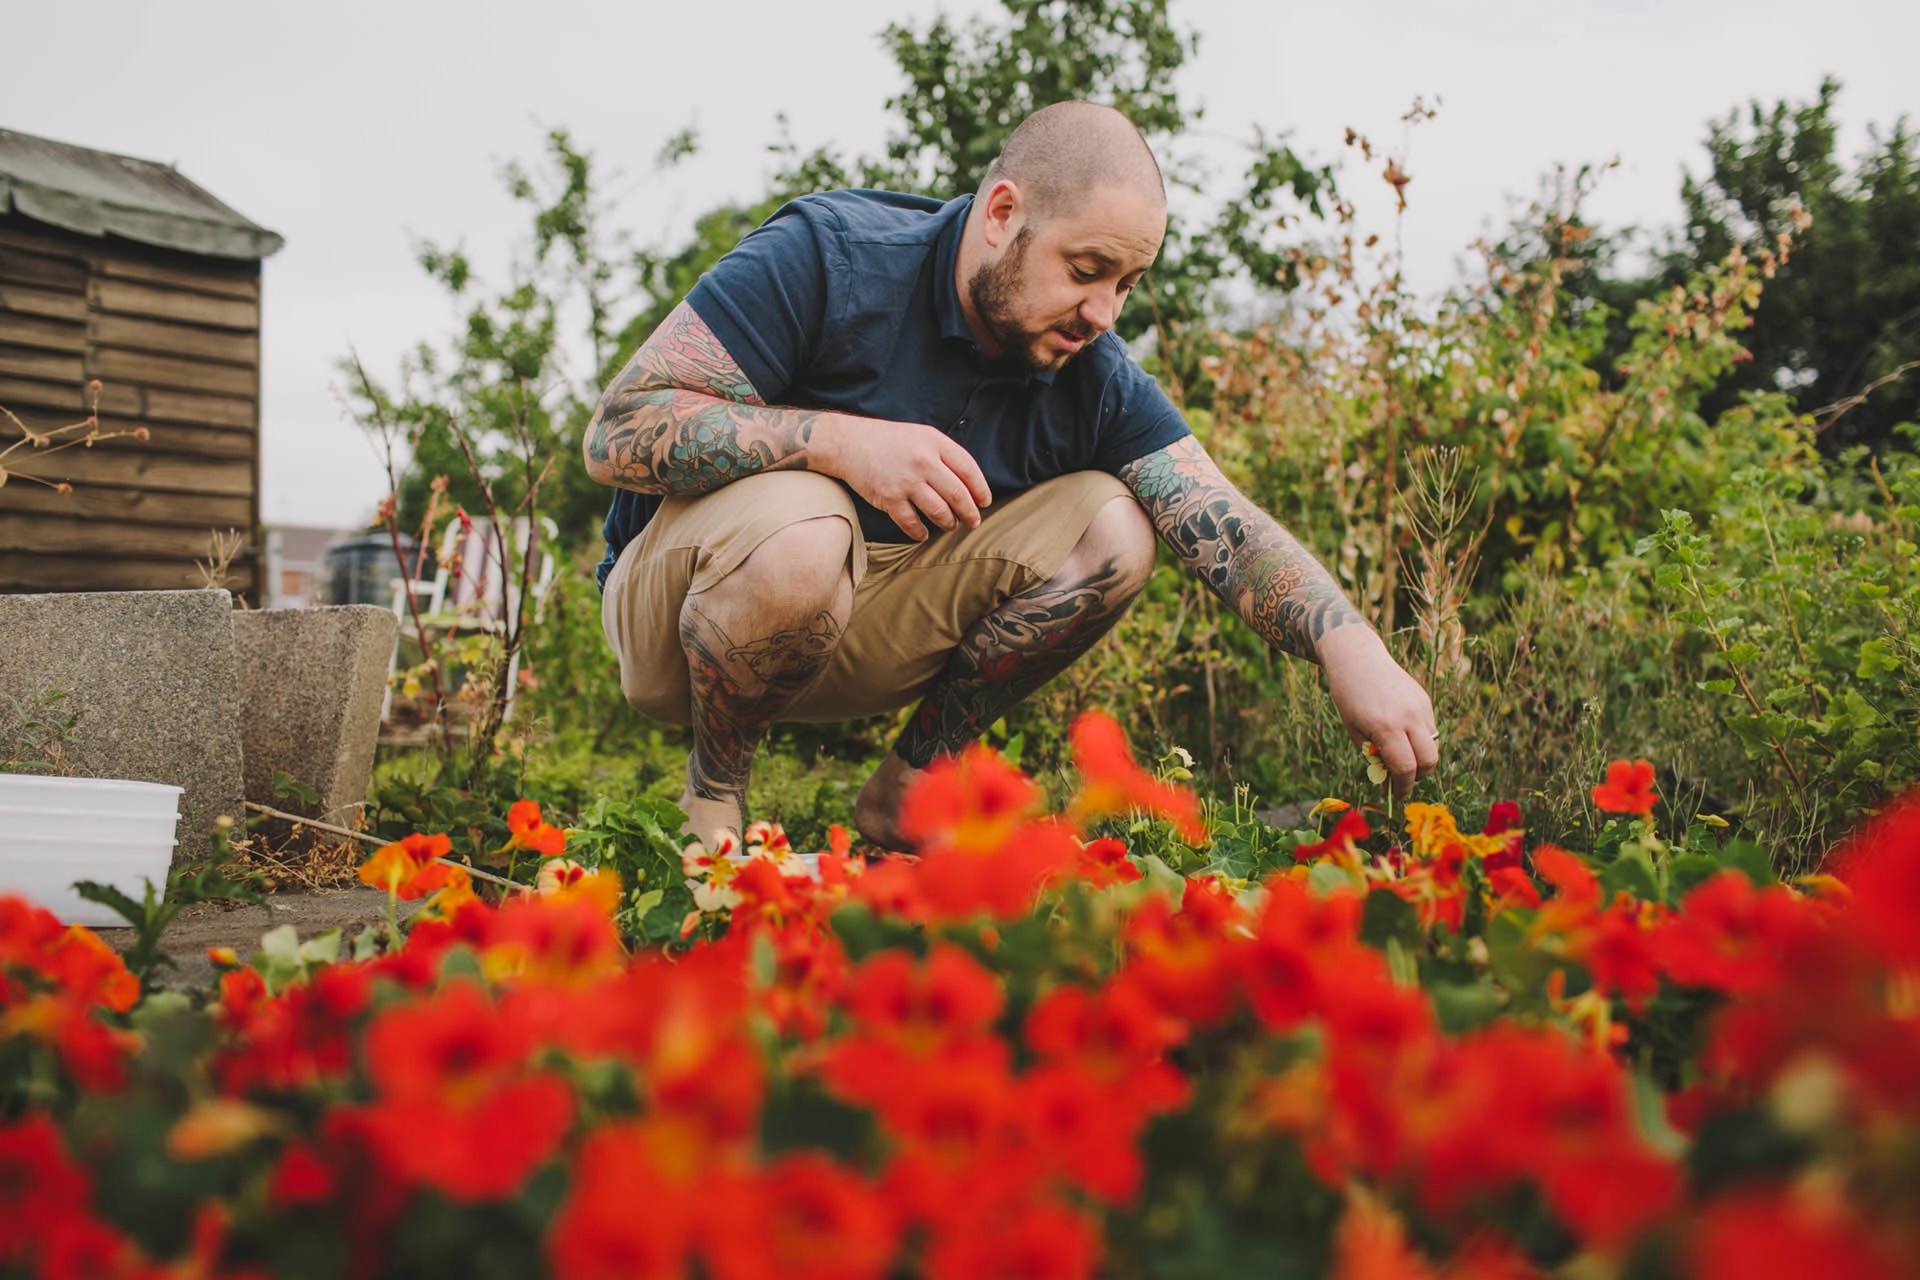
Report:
583,301,992,540
1118,436,1440,792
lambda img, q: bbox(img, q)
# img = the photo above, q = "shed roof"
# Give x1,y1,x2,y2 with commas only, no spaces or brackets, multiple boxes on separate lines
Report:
0,127,283,261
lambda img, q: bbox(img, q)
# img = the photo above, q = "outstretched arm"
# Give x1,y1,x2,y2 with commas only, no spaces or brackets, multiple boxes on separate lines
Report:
1118,436,1439,792
582,301,990,540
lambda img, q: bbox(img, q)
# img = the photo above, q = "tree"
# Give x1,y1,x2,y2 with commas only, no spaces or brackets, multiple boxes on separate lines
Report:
1657,79,1920,452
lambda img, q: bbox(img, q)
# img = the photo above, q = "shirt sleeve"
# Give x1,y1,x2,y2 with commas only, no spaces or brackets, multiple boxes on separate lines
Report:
684,199,834,402
1092,354,1192,473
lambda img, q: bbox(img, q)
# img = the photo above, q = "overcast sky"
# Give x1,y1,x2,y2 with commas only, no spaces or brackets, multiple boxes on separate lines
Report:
3,0,1914,530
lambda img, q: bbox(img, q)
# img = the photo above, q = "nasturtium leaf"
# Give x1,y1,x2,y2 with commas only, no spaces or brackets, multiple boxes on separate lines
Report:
1671,853,1726,898
1429,979,1505,1034
1360,888,1421,952
1308,860,1363,898
1600,848,1661,906
1718,838,1776,887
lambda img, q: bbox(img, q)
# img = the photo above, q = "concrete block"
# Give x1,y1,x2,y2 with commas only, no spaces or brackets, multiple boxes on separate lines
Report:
234,606,398,829
0,590,244,859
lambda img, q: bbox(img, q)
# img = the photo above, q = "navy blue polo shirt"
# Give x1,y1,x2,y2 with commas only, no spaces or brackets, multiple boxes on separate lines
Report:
596,190,1190,587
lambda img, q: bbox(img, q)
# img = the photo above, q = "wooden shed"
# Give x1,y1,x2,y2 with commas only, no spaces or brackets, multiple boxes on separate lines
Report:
0,128,283,601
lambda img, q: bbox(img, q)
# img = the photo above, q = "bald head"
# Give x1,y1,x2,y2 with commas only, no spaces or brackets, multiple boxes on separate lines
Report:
978,101,1165,220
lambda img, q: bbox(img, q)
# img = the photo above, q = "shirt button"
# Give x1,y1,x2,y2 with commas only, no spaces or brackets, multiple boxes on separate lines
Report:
956,417,968,427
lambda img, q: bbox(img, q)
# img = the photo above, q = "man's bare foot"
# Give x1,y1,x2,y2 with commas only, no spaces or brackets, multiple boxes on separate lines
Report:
679,760,743,847
854,751,923,852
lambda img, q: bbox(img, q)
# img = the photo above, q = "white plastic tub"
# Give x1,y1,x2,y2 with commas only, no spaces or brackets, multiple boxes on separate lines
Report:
0,773,183,817
0,776,184,927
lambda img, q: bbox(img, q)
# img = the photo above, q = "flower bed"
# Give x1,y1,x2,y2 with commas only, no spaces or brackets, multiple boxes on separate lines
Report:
4,711,1917,1278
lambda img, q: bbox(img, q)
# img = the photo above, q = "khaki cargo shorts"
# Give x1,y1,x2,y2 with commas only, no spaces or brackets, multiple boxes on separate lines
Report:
601,470,1134,725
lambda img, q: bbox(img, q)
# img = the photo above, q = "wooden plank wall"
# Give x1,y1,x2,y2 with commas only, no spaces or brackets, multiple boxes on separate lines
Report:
0,215,263,599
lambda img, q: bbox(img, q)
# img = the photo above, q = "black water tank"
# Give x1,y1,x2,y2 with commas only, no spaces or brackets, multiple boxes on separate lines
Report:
320,534,420,606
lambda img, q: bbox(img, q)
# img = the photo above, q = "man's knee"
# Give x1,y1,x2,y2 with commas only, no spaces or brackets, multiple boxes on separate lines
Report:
1068,496,1158,601
696,514,855,620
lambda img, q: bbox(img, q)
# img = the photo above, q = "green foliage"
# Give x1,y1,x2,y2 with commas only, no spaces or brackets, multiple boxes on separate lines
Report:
1637,442,1920,861
564,792,695,945
873,0,1192,196
1652,77,1920,454
73,862,264,993
345,128,652,548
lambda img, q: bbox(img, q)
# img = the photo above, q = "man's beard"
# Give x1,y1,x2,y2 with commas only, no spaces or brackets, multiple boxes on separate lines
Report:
967,226,1093,372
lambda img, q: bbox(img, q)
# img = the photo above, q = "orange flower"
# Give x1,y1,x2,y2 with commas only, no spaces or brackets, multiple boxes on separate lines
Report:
1066,710,1206,845
1591,759,1658,818
1332,1188,1438,1280
506,798,568,858
357,831,454,897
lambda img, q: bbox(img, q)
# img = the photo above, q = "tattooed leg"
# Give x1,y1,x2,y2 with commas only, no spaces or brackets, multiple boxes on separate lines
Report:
855,498,1158,850
679,517,853,841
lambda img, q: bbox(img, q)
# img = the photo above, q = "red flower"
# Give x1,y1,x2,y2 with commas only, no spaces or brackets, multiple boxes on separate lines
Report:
1486,866,1542,911
1241,876,1368,1030
922,1198,1102,1280
1122,880,1245,1026
550,1124,697,1280
1295,810,1372,866
1591,759,1657,818
1025,979,1186,1088
1828,790,1920,970
0,1116,91,1262
267,1141,336,1209
1687,1187,1905,1280
913,819,1083,923
1016,1062,1151,1205
1482,800,1523,836
840,944,1003,1048
1066,710,1207,845
1651,871,1799,995
898,745,1040,854
1071,836,1144,888
709,1152,899,1280
1581,900,1662,1010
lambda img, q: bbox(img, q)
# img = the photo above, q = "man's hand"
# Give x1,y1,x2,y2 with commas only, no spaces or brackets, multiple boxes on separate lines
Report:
1317,626,1439,798
815,417,993,541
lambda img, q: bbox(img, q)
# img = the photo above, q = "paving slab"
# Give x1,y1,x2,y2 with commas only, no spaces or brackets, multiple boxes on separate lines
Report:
0,589,243,860
235,606,397,830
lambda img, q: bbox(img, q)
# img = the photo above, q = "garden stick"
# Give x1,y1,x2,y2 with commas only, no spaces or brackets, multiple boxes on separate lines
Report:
243,802,530,895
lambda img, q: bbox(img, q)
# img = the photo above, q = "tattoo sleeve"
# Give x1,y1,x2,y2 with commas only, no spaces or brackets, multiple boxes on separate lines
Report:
1118,437,1366,662
582,300,826,495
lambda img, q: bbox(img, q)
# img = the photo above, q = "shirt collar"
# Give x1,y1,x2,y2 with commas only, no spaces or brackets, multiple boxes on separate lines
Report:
932,193,1059,386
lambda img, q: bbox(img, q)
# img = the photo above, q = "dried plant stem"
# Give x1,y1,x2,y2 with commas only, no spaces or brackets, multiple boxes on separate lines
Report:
346,349,457,757
243,802,530,894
